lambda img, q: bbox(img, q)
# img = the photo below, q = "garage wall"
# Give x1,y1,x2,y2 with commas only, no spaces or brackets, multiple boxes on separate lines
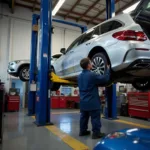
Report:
10,19,31,60
0,16,10,89
0,4,88,91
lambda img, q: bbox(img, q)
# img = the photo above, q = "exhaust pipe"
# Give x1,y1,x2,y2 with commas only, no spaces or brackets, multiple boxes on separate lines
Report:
133,63,150,68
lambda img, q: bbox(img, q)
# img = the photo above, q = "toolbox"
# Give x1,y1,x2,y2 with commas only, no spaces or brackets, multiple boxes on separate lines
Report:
6,95,20,111
128,92,150,119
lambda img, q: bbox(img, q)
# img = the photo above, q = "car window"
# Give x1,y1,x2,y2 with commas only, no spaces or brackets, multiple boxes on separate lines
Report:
80,30,95,44
101,21,122,34
93,26,100,35
66,34,83,53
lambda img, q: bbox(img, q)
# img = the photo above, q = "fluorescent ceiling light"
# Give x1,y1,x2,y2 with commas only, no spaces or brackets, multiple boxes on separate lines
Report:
52,0,66,16
123,1,140,13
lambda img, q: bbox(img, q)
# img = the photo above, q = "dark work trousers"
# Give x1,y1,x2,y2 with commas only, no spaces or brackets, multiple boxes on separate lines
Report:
80,110,101,134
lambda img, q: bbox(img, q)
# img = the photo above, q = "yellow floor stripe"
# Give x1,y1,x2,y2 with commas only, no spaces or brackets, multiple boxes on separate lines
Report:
46,126,89,150
52,111,79,115
115,119,150,129
32,112,149,150
31,116,89,150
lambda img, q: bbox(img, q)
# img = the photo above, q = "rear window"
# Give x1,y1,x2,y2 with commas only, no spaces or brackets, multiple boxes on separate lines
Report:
101,21,122,34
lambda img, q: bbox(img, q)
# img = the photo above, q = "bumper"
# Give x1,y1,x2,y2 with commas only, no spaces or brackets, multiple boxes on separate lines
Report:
7,69,18,77
8,62,19,75
107,40,150,71
113,48,150,71
114,59,150,77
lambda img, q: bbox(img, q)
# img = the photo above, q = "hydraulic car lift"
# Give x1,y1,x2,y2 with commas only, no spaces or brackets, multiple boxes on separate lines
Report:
28,0,117,126
104,0,117,120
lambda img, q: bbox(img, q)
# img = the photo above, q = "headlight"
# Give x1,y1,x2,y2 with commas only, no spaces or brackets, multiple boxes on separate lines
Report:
14,60,20,64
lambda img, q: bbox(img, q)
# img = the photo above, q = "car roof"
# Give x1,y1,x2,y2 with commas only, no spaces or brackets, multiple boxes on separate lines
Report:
85,13,134,34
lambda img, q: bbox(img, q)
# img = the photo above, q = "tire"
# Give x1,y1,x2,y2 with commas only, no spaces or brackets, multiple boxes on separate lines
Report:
132,80,150,91
91,53,108,75
19,65,30,82
50,68,60,91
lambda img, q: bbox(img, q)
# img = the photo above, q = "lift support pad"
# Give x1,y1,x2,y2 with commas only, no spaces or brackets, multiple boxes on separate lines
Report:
50,72,77,85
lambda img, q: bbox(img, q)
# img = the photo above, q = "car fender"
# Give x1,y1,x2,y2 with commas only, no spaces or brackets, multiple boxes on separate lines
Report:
88,44,111,66
17,63,30,73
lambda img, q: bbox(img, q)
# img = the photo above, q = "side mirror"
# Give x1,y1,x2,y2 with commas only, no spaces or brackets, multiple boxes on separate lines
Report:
60,48,66,54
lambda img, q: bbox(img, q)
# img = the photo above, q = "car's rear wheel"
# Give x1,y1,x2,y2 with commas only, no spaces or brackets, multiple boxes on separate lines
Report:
91,53,108,75
19,65,30,82
50,68,61,91
132,80,150,91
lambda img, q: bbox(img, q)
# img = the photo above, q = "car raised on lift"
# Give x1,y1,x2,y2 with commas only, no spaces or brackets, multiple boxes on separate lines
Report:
51,0,150,91
8,54,62,81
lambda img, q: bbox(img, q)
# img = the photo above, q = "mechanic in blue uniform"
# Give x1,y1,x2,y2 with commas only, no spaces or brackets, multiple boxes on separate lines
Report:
78,58,110,139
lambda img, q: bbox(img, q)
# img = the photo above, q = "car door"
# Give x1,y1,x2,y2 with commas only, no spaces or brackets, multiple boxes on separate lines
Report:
53,54,66,77
62,34,84,77
73,27,100,73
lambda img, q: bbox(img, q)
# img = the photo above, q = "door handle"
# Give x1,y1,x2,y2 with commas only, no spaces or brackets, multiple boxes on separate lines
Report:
86,42,91,45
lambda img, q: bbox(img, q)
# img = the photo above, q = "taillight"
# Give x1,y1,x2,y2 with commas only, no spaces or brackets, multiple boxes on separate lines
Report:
112,30,147,41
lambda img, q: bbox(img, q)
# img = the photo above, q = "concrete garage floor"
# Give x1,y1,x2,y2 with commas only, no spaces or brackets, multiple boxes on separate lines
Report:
1,109,150,150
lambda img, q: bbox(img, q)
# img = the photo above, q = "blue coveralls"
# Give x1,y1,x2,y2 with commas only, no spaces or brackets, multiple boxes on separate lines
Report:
78,69,110,134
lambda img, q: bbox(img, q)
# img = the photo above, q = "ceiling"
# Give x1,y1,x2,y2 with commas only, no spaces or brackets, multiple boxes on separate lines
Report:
10,0,138,25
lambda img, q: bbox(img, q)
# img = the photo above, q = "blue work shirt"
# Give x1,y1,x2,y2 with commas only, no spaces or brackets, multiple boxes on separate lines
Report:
78,69,110,111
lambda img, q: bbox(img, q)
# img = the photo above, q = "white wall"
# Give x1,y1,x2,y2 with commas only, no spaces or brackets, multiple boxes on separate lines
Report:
0,3,92,91
0,15,10,90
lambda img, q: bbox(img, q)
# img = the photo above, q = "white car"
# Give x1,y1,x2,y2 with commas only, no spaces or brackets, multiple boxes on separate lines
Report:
8,54,61,81
52,0,150,91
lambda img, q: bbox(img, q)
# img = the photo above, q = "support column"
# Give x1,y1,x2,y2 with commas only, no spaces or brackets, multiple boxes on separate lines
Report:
28,14,39,116
104,0,117,120
106,0,115,19
105,84,117,119
35,0,53,126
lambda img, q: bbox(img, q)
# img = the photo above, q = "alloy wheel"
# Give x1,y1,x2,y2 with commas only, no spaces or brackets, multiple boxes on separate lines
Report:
21,68,29,80
92,56,105,75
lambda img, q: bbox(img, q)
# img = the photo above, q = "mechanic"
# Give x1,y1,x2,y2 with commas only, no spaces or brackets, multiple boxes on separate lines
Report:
78,58,110,139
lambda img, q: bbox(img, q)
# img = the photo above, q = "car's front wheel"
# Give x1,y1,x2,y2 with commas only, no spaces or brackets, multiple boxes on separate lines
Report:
19,65,30,82
91,53,108,75
132,80,150,91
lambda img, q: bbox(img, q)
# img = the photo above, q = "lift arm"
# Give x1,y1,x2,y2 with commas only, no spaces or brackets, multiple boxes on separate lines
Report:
50,72,77,85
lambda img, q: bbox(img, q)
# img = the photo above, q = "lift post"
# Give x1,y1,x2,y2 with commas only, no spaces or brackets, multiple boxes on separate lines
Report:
104,0,117,119
28,16,86,117
28,14,39,116
28,0,87,125
34,0,53,126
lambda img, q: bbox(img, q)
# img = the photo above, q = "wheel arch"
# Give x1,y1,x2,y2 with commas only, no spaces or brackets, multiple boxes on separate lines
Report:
88,46,111,66
17,64,30,75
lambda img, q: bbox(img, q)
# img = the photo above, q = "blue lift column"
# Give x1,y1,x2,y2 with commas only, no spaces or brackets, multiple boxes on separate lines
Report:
28,14,39,116
28,16,87,119
104,0,117,119
35,0,52,126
